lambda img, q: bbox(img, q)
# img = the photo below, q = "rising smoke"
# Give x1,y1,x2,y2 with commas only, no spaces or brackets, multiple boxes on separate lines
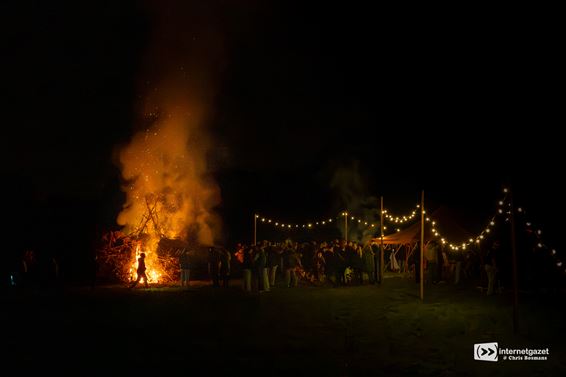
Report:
329,159,380,242
116,2,226,247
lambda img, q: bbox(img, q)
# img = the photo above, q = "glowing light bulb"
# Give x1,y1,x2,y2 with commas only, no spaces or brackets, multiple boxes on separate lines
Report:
498,201,504,205
551,249,556,255
490,221,495,226
517,207,523,212
537,230,542,235
537,243,543,248
503,188,508,193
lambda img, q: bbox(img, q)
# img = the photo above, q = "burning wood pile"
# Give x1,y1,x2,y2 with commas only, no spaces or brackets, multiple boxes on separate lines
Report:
97,197,188,285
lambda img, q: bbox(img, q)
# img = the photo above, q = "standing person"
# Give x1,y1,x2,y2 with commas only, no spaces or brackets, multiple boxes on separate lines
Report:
253,243,269,292
242,246,253,292
179,248,191,288
413,243,420,284
362,242,375,284
129,253,149,289
284,246,302,288
485,240,499,295
219,247,231,288
208,247,221,287
267,243,282,287
425,240,439,285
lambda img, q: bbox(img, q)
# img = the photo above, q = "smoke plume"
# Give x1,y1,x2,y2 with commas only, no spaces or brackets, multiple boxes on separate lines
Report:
116,2,225,247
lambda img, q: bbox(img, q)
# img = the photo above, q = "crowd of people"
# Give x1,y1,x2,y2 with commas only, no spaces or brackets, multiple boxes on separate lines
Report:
177,238,503,295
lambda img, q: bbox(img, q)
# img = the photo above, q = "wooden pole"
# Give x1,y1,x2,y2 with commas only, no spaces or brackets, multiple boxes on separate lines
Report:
345,211,348,243
254,214,257,246
420,190,425,301
380,196,384,284
509,188,519,333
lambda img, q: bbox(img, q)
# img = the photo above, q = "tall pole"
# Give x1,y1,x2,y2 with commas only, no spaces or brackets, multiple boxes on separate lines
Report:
509,188,519,334
420,190,425,301
254,214,257,246
380,196,384,284
344,211,348,243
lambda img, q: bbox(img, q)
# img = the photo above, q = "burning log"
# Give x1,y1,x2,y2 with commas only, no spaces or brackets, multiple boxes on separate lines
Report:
97,230,181,285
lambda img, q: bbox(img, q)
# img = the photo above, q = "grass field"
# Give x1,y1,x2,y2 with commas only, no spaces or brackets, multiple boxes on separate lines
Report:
4,275,565,376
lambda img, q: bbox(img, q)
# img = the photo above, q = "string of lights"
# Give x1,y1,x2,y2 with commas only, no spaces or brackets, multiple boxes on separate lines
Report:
382,204,421,225
254,213,338,230
427,188,509,251
254,211,380,230
514,203,564,275
255,187,563,276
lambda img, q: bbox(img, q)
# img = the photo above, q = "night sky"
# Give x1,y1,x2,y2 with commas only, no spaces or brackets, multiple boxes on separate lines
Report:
3,2,563,277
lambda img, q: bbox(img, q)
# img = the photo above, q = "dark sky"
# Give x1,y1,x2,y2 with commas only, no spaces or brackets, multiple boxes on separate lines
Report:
3,1,563,251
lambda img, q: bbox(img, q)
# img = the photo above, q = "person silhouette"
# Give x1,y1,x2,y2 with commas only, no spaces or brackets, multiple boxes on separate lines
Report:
130,252,149,289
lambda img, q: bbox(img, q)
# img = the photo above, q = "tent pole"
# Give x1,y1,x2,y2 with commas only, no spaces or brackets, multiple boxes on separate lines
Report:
380,196,384,284
254,214,257,246
509,187,519,334
420,190,424,301
345,211,348,243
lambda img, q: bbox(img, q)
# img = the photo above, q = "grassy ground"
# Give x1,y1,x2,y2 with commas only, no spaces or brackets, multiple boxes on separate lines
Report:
3,275,565,376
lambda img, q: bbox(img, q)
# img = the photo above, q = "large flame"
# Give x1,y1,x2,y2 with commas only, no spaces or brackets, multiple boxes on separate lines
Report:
116,101,221,284
114,1,225,284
